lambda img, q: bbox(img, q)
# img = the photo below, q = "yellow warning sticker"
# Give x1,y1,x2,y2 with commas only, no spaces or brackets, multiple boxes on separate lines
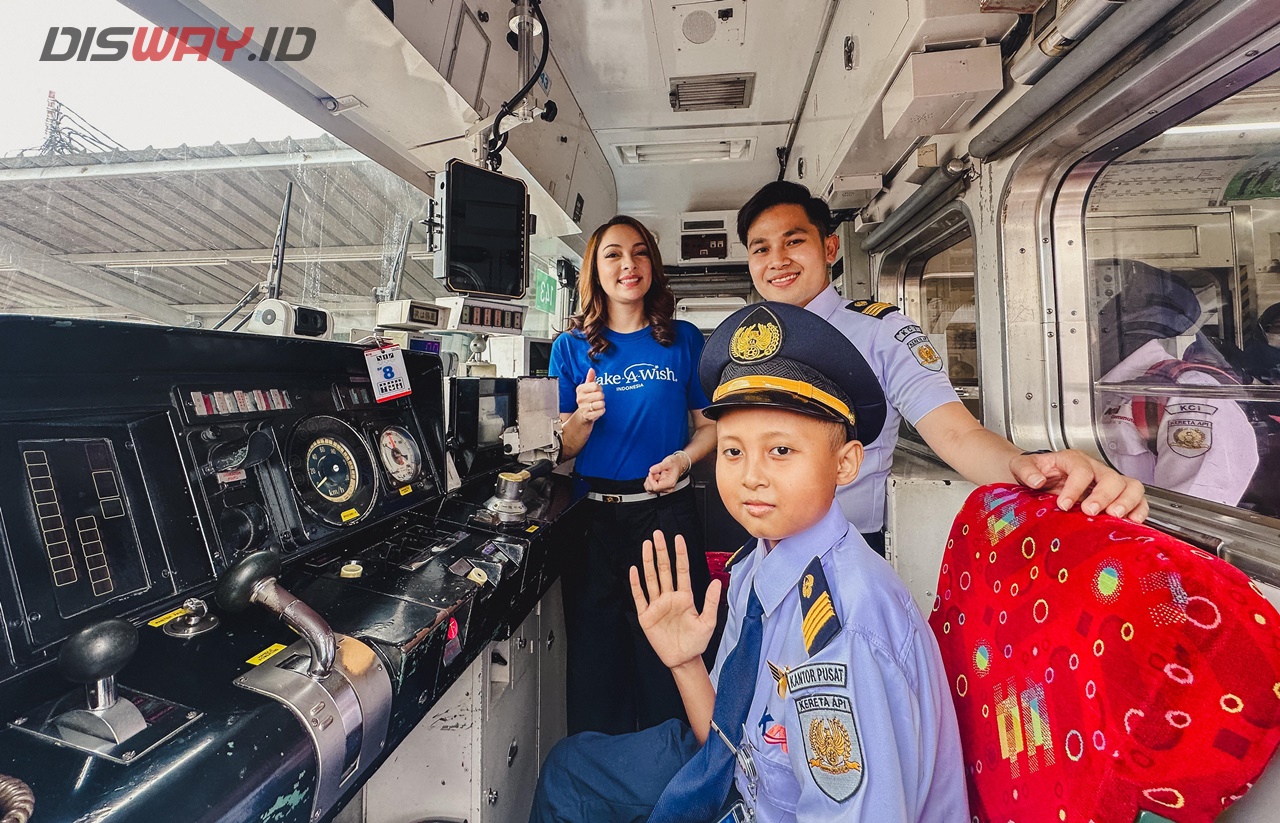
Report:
399,485,413,496
340,508,360,522
525,525,539,533
148,607,189,627
247,643,288,665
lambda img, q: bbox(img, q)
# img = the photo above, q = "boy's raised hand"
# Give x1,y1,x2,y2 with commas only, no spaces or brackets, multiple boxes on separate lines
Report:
630,531,722,671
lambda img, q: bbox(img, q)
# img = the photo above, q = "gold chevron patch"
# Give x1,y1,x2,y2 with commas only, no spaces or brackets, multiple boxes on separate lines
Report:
802,591,837,652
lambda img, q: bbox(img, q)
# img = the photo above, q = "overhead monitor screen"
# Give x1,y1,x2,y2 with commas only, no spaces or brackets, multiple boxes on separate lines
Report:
439,159,529,299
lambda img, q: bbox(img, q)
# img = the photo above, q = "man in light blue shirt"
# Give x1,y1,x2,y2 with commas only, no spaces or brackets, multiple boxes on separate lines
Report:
737,181,1149,546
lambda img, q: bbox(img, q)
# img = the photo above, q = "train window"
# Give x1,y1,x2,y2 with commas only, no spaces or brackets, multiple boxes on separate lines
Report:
1079,67,1280,517
0,3,473,340
904,233,982,421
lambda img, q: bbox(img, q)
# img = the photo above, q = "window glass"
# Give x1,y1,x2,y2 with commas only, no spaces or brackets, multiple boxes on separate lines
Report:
0,2,541,344
1083,68,1280,516
910,235,980,420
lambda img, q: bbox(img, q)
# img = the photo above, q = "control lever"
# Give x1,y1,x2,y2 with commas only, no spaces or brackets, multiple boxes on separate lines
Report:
0,773,34,823
216,551,335,679
54,619,147,744
206,429,275,475
482,459,554,525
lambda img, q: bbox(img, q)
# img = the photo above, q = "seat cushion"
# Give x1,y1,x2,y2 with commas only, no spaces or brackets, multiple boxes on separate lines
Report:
929,484,1280,822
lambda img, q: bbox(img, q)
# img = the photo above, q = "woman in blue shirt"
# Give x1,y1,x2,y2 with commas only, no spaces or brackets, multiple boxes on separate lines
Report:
550,215,717,735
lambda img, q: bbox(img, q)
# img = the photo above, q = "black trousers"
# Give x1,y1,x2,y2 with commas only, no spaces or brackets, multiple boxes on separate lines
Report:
561,483,710,736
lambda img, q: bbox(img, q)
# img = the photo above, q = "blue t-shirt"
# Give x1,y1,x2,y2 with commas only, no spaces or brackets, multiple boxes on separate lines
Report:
549,319,711,480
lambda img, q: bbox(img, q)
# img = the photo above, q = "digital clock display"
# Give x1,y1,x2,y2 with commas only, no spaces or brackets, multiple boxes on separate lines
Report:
409,304,439,325
681,232,729,260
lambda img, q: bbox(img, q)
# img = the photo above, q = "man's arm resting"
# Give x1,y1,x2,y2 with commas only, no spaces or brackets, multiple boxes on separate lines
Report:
915,401,1147,522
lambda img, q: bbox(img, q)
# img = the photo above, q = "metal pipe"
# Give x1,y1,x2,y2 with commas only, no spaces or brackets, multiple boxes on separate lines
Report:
1010,0,1128,85
777,0,841,180
86,677,117,712
860,160,969,252
251,578,337,679
970,0,1186,160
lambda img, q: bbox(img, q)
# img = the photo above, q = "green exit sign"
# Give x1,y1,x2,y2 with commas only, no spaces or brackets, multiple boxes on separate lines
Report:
534,268,557,314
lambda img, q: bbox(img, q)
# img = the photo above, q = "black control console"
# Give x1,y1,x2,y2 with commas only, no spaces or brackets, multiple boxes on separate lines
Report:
0,316,581,823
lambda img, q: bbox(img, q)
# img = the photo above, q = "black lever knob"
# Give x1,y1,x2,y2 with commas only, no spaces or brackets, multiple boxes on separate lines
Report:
58,619,138,685
524,458,554,480
216,550,282,613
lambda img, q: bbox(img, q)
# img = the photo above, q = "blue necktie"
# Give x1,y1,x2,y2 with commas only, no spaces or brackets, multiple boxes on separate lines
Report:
649,586,764,823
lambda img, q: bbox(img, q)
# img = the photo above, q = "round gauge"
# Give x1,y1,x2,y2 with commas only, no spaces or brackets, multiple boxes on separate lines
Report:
307,437,359,503
287,416,378,526
378,425,423,484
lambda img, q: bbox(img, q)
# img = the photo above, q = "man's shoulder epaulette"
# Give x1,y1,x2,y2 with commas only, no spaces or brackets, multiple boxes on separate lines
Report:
844,300,900,319
798,557,841,655
724,539,757,571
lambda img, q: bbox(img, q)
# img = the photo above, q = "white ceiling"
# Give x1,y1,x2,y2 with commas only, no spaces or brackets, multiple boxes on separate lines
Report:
541,0,832,252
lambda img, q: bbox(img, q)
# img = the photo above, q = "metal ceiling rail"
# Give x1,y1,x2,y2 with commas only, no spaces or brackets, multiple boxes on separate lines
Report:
0,149,366,184
968,0,1187,160
860,159,970,253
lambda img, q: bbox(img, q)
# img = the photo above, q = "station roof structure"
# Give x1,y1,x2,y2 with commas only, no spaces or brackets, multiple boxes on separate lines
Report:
0,135,444,326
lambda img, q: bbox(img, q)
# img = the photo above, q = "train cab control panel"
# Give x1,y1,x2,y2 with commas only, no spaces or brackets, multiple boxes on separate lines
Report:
0,316,581,823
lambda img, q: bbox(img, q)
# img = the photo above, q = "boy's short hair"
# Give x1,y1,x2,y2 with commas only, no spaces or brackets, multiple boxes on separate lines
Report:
820,418,851,448
736,181,833,245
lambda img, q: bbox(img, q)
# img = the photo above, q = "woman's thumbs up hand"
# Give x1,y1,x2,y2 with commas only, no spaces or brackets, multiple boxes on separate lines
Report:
575,367,605,424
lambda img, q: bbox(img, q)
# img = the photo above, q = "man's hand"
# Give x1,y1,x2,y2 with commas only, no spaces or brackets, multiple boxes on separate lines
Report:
1010,449,1148,523
630,531,722,671
644,451,690,493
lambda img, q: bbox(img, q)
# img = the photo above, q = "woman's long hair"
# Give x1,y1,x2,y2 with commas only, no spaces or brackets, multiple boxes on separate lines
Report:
569,215,676,358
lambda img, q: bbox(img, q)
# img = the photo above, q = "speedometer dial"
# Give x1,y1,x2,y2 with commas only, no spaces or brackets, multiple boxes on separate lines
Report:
307,437,359,502
287,416,377,526
378,426,422,484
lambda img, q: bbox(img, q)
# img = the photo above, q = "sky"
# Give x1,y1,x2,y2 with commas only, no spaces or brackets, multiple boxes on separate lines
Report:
0,0,324,156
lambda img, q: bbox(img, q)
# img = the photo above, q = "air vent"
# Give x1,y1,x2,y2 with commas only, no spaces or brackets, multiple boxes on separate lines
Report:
669,73,755,112
682,10,717,44
615,138,754,166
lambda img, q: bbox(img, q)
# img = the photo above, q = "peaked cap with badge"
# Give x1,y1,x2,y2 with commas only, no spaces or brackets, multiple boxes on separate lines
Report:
699,301,888,443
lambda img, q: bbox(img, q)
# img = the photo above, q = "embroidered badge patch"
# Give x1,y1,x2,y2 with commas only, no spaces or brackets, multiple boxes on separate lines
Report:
797,693,863,800
764,723,789,753
786,661,848,695
893,324,943,372
1167,419,1212,457
729,306,782,364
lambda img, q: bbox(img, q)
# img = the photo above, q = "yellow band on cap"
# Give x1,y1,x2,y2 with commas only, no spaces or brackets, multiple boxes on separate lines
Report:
713,375,856,425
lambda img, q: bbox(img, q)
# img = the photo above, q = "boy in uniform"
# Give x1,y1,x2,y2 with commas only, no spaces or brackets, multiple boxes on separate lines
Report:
529,301,965,822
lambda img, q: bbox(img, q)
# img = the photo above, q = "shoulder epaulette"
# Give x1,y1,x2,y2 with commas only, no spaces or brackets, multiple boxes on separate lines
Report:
798,557,841,655
845,300,900,319
724,539,757,571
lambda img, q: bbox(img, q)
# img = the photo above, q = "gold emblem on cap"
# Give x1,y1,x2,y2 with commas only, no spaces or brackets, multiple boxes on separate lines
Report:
730,319,781,363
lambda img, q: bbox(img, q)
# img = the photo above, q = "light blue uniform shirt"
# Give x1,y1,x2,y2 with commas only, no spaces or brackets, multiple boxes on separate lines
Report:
805,286,959,533
710,501,967,822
